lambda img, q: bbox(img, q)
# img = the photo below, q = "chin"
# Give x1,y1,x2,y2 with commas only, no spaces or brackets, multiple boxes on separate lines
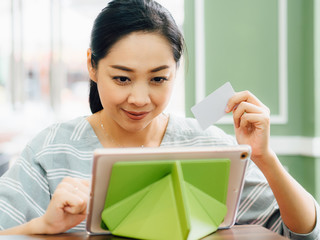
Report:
128,120,154,133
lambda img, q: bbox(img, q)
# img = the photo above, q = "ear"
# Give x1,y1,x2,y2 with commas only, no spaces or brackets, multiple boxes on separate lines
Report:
87,48,97,82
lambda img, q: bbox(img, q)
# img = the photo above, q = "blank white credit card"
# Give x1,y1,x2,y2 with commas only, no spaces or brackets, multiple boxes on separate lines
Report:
191,82,235,130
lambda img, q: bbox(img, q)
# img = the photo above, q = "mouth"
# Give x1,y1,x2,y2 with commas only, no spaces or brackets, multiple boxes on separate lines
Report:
123,110,150,120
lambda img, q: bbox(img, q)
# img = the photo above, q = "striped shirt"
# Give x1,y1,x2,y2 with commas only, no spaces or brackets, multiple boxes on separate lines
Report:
0,115,319,239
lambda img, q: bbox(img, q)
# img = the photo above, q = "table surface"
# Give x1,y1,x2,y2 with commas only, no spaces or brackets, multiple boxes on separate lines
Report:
0,225,288,240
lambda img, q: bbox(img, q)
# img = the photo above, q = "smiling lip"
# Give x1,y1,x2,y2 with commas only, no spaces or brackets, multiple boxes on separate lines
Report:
123,110,150,120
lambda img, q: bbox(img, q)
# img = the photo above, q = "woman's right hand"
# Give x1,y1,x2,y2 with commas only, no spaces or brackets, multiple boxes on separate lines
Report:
38,177,90,234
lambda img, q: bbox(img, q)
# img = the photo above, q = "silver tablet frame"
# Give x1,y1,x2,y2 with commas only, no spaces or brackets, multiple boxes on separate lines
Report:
86,145,250,235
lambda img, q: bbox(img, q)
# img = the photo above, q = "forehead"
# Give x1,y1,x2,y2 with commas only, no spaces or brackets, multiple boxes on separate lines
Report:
102,32,176,69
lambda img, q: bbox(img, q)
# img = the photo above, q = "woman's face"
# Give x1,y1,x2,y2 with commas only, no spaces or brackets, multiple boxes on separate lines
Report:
88,32,177,133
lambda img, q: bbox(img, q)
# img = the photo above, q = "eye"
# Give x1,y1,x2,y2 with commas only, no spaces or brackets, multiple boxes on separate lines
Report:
113,76,131,85
151,77,168,84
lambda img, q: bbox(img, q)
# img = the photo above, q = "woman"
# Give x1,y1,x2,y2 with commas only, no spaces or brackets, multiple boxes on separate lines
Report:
0,0,318,238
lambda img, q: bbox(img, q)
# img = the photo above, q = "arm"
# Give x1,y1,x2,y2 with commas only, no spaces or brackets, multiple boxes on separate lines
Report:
260,150,316,234
0,218,46,235
0,177,89,235
226,91,316,234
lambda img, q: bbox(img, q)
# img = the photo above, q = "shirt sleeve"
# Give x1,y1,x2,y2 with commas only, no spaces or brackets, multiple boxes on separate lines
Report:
236,160,281,230
237,160,320,239
0,144,51,230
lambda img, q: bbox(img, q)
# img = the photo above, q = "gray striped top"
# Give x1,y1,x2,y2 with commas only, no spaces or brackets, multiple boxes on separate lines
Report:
0,115,319,239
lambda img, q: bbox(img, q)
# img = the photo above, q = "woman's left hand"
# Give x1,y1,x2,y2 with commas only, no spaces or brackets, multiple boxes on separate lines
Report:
225,91,271,166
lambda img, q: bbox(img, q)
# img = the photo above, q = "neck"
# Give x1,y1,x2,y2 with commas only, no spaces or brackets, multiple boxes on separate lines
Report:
98,110,168,148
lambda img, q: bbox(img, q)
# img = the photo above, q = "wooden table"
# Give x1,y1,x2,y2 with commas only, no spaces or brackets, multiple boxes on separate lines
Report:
0,225,288,240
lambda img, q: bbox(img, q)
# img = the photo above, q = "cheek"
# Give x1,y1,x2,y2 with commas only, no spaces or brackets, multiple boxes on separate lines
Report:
151,86,173,107
98,82,128,108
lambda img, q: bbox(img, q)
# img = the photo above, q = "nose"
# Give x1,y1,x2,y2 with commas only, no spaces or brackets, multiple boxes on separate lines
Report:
127,82,151,107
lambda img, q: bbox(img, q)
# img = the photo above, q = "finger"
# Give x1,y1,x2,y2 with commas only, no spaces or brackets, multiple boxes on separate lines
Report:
64,202,87,215
56,180,89,205
61,177,90,195
239,113,270,131
67,184,89,204
64,208,87,217
57,181,82,194
80,179,90,187
73,182,89,196
62,176,86,186
53,189,87,215
64,201,87,215
226,91,265,113
239,113,259,129
233,102,264,128
71,187,89,203
60,191,87,214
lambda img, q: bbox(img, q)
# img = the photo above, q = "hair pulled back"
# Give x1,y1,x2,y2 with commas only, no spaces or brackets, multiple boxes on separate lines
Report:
89,0,184,113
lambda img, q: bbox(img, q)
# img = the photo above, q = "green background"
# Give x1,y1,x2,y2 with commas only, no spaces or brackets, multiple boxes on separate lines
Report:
184,0,320,201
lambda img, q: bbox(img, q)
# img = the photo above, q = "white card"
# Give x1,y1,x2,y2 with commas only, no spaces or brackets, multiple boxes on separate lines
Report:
191,82,235,130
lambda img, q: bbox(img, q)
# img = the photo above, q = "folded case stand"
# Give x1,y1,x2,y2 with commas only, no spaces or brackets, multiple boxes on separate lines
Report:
101,159,230,240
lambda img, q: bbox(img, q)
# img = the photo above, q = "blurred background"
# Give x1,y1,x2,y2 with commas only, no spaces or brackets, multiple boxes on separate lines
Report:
0,0,185,168
0,0,320,201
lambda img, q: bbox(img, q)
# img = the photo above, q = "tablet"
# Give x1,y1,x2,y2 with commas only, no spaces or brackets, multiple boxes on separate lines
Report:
86,145,250,235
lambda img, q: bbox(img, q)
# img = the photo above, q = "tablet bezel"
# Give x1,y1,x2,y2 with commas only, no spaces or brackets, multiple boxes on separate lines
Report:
86,145,250,234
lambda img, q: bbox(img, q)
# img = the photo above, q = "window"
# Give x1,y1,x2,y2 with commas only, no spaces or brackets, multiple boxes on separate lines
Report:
0,0,185,160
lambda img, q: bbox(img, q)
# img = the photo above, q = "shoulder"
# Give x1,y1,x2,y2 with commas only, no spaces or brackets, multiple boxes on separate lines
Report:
26,116,96,153
162,114,236,147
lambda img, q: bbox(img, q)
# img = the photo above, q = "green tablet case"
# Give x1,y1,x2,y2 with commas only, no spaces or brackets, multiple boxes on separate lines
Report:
101,159,230,240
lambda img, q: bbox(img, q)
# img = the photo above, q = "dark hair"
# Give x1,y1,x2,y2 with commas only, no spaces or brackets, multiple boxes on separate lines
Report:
89,0,185,113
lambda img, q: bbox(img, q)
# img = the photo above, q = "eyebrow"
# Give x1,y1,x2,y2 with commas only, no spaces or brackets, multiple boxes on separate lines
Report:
150,65,170,72
110,65,170,73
